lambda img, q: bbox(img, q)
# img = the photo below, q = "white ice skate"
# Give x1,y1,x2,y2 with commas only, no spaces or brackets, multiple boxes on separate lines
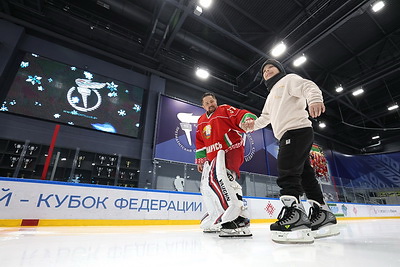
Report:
270,196,314,244
308,200,340,239
219,216,252,237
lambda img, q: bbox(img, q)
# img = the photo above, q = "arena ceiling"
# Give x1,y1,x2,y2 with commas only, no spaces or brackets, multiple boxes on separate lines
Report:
1,0,400,153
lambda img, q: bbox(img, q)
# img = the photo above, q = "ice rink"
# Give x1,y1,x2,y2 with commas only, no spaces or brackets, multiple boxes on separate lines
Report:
1,219,399,267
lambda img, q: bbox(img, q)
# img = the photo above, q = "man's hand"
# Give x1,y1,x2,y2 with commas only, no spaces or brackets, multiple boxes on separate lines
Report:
241,119,255,132
197,164,204,173
308,102,326,118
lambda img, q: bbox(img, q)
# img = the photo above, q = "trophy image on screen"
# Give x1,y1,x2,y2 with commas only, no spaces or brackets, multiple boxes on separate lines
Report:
67,78,105,112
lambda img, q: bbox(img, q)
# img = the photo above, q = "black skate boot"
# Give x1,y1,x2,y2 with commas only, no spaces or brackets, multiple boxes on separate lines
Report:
270,195,314,244
219,216,252,237
308,200,340,238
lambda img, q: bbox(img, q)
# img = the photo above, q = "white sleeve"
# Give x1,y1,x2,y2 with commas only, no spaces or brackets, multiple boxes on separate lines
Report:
253,101,270,131
288,74,323,105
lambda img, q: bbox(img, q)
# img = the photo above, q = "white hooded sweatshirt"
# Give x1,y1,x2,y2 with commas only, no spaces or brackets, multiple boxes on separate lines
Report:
253,73,324,140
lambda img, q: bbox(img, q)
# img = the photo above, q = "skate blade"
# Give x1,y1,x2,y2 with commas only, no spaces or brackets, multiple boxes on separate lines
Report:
203,229,220,233
219,227,252,238
313,225,340,239
271,229,314,244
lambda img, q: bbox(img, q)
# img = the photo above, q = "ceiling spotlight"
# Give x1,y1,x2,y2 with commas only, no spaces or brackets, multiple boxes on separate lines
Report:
388,104,399,111
199,0,212,8
293,55,307,67
271,42,286,57
335,86,343,93
196,68,209,79
372,135,380,140
372,1,385,12
318,122,326,128
352,88,364,96
194,5,203,16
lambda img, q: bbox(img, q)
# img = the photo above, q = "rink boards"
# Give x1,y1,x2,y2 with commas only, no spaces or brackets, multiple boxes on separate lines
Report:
1,177,400,227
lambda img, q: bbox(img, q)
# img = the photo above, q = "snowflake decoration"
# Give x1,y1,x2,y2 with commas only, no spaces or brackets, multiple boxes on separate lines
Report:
20,61,29,68
84,71,93,80
9,100,16,105
108,91,118,97
54,114,61,119
48,78,53,83
38,86,44,91
71,96,80,104
106,82,118,91
71,176,80,183
118,109,126,116
264,202,275,216
70,66,77,71
26,75,42,85
132,104,141,112
0,102,8,112
71,110,78,115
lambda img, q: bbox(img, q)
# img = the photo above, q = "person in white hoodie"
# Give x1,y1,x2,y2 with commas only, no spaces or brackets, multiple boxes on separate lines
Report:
242,59,339,243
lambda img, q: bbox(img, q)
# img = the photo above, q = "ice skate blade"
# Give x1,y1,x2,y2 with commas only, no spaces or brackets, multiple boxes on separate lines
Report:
219,227,252,238
203,229,220,233
271,229,314,244
313,225,340,239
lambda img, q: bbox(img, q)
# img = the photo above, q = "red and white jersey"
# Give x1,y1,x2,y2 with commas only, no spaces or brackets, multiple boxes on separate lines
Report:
195,104,256,164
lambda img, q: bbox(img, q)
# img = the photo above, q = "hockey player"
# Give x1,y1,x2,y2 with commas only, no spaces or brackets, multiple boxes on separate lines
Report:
242,59,339,243
196,92,256,237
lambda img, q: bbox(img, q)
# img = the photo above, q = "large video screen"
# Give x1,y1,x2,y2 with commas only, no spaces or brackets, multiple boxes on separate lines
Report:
1,52,144,138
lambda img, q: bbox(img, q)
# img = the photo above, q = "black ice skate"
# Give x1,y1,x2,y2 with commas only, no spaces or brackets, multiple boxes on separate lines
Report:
270,195,314,244
219,216,252,237
308,200,340,239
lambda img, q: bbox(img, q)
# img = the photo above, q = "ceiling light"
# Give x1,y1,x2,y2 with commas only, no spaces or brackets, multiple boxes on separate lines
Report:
293,55,307,67
388,104,399,111
271,42,286,57
352,88,364,96
199,0,212,8
335,86,343,93
318,122,326,128
194,6,203,16
372,135,380,140
196,68,209,79
372,1,385,12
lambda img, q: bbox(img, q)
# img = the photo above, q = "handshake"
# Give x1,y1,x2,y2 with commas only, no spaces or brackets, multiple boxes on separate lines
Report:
240,118,256,133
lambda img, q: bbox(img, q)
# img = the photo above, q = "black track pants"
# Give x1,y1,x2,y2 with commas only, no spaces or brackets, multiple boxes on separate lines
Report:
276,127,323,203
